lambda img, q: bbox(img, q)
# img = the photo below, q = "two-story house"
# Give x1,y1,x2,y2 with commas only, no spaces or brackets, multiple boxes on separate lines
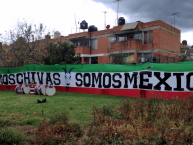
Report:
51,20,181,64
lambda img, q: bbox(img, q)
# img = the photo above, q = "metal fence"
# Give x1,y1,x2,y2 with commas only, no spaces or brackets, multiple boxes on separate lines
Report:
137,54,180,63
155,54,180,63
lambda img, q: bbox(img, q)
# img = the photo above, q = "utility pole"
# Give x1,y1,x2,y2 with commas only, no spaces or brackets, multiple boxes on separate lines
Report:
113,0,124,26
171,12,180,28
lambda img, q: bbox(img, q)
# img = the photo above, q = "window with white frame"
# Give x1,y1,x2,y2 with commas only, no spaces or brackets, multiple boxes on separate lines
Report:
90,38,98,50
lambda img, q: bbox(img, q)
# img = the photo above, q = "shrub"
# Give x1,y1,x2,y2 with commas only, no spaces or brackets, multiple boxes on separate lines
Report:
48,111,68,125
100,104,115,117
0,128,25,144
83,97,193,144
35,118,82,144
71,123,83,137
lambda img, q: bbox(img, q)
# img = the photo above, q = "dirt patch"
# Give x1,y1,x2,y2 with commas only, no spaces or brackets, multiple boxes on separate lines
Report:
8,113,21,116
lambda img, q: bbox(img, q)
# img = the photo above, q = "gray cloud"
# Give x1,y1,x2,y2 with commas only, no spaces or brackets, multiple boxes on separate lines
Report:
93,0,193,33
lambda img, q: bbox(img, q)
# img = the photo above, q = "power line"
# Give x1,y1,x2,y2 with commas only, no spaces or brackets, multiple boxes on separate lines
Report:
113,0,124,26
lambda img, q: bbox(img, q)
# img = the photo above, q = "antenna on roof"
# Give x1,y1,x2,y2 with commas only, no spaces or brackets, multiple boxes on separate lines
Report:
113,0,124,26
74,14,77,33
102,11,109,30
171,12,181,28
78,18,80,32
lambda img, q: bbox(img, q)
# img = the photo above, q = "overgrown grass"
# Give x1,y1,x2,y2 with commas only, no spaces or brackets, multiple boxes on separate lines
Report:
2,90,193,144
0,127,26,144
82,96,193,144
0,90,128,126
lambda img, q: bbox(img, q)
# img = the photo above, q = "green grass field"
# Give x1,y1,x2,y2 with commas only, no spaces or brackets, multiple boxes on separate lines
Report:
1,90,193,144
0,90,132,126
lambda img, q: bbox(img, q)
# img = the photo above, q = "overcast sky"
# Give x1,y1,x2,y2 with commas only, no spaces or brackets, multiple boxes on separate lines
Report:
0,0,192,45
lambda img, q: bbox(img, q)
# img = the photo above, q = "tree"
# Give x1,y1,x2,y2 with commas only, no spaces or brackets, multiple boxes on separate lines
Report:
42,41,81,65
2,20,52,68
179,49,193,62
0,42,6,68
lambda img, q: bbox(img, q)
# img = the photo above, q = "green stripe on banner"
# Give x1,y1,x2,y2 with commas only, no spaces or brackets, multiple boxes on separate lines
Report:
0,68,9,74
1,62,193,74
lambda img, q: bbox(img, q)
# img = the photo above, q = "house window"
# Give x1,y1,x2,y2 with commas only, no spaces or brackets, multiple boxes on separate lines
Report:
134,33,142,40
143,30,153,44
127,33,134,40
115,33,141,42
91,39,97,50
137,52,153,63
118,37,124,41
91,57,98,64
109,37,116,42
144,31,148,44
122,53,134,63
72,39,89,47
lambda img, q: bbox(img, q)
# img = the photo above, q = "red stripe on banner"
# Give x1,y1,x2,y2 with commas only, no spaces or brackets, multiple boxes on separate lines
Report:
0,85,17,90
0,85,193,100
48,86,193,100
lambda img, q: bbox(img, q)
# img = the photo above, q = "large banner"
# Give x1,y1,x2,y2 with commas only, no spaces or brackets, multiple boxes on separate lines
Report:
0,62,193,100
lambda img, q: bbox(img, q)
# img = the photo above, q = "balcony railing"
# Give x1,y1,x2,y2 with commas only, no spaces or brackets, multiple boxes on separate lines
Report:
75,46,90,55
111,39,142,51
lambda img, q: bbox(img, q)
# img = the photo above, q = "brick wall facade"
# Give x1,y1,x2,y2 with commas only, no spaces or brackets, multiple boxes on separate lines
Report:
2,20,182,65
91,37,109,55
98,55,109,64
159,29,180,53
75,46,90,54
137,20,180,35
111,40,142,51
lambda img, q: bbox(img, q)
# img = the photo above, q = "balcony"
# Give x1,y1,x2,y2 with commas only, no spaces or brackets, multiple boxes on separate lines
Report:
75,46,90,55
110,40,142,52
69,37,90,56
